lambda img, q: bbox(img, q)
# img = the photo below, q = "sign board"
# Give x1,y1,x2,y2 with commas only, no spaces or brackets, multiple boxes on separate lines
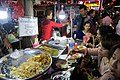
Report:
19,17,38,37
91,6,99,10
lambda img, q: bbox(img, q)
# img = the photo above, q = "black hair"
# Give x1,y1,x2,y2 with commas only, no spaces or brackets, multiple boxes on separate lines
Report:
9,29,15,34
83,21,92,30
88,9,95,16
97,25,115,38
101,33,120,50
45,9,53,17
79,4,87,10
84,21,92,27
101,11,109,18
109,43,120,59
38,10,51,26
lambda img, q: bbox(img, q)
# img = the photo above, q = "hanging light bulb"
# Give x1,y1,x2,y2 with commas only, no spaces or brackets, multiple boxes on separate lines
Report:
0,8,8,19
58,5,66,20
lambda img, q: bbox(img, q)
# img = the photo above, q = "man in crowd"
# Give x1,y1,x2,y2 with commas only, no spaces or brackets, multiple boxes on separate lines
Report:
73,4,90,33
88,9,97,35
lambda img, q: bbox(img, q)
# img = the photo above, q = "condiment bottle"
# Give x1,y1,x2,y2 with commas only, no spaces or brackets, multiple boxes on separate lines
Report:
74,43,78,50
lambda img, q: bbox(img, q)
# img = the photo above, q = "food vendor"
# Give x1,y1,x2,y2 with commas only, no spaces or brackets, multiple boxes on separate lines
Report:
39,9,68,41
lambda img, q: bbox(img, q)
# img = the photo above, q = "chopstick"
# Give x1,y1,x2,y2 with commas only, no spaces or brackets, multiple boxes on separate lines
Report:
64,50,72,60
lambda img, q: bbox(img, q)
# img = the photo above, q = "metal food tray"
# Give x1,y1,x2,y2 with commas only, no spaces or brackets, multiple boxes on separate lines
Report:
0,49,52,80
34,44,66,58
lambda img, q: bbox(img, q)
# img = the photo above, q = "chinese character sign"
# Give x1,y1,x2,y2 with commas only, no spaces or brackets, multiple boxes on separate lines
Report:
19,17,38,37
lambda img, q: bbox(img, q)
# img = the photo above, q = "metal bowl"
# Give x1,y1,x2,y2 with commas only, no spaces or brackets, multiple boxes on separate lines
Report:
0,49,52,80
51,71,71,80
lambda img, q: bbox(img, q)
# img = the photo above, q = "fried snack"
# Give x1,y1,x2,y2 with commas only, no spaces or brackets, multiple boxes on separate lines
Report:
10,54,51,79
79,46,84,49
11,61,43,79
71,53,81,59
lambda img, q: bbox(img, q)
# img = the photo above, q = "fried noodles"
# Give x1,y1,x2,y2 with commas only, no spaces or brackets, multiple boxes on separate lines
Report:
10,53,51,79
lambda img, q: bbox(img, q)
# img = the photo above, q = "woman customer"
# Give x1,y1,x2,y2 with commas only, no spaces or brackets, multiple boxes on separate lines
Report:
76,21,92,40
109,43,120,80
97,43,120,80
71,33,120,76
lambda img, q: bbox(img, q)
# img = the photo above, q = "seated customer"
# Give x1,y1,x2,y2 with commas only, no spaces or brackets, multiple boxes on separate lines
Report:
71,33,120,78
8,29,18,43
76,21,92,40
97,43,120,80
109,43,120,80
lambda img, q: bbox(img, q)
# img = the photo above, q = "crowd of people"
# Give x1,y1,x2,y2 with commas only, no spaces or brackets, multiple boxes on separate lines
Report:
70,4,120,80
36,4,120,80
0,3,120,80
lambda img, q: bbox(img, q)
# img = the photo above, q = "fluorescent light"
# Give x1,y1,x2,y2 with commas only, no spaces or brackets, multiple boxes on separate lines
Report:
58,14,66,20
0,11,8,19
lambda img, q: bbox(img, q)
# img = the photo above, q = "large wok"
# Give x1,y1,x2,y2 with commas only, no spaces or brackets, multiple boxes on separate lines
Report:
0,49,52,80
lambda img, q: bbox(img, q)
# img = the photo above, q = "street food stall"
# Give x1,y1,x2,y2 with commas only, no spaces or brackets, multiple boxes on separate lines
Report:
0,0,102,80
0,43,68,80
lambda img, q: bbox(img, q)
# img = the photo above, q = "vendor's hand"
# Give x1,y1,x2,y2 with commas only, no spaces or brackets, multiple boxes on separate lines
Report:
62,22,69,26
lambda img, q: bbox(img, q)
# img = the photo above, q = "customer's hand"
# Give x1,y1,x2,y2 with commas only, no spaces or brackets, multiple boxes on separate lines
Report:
69,48,85,55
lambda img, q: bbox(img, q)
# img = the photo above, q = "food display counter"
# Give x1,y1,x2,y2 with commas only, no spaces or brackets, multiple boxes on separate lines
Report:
0,42,95,80
34,44,67,58
0,44,67,80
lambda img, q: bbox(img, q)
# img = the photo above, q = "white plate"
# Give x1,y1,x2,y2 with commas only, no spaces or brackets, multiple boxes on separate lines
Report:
59,54,71,60
70,53,84,59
